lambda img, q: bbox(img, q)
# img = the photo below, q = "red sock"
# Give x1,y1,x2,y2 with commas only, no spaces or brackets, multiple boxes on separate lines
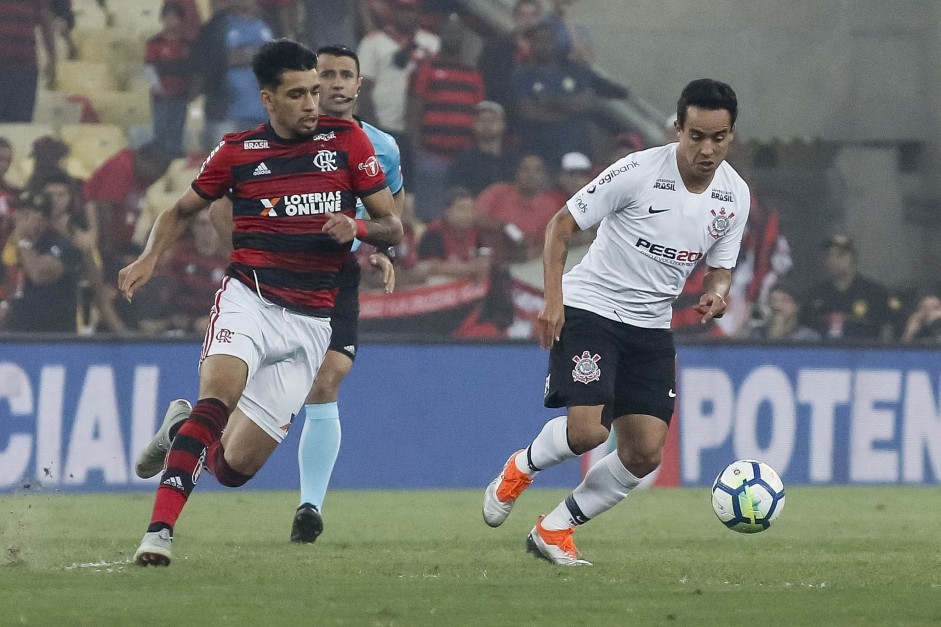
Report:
148,398,228,531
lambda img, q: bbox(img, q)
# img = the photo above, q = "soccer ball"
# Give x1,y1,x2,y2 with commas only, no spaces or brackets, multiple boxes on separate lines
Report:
711,459,785,533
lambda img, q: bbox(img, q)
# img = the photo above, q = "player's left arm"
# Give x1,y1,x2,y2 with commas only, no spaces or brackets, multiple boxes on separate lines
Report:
366,187,406,293
357,188,403,247
324,125,404,247
695,267,733,323
321,188,402,247
698,179,751,323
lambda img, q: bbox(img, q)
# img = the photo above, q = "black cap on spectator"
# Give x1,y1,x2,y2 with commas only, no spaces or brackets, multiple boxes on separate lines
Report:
31,136,69,161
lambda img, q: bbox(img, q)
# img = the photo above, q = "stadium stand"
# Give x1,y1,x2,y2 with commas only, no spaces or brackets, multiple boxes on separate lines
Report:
71,28,146,65
55,60,119,96
85,90,152,128
31,91,84,127
59,123,128,179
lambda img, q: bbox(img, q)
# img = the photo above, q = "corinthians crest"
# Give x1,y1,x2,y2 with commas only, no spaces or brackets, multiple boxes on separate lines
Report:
708,207,735,239
571,351,601,384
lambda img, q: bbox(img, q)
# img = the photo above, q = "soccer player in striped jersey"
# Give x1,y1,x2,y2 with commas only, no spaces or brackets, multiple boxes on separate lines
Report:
289,45,406,544
121,39,402,566
482,79,749,565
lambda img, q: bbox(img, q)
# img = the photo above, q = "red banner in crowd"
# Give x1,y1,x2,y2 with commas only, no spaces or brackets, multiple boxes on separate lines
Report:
360,278,489,319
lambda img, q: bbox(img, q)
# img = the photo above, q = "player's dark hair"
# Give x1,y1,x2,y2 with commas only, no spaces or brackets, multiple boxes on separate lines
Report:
676,79,738,128
316,44,360,75
253,39,318,91
0,137,11,151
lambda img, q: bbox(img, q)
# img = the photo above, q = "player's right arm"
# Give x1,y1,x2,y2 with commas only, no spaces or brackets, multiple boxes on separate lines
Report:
538,207,580,349
118,188,210,301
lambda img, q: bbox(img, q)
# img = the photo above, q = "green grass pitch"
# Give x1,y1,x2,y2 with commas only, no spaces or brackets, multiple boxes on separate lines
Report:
1,487,939,626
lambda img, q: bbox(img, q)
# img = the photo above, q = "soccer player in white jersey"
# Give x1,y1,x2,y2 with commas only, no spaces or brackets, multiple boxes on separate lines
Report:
482,79,749,565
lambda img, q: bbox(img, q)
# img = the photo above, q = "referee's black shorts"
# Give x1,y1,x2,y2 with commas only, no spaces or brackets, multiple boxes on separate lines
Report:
328,255,361,361
544,306,677,424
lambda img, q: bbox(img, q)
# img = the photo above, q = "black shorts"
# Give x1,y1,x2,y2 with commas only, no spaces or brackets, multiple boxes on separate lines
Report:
328,256,361,360
544,306,676,424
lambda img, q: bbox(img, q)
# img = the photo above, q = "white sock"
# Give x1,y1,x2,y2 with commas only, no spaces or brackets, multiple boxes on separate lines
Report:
514,415,576,476
540,451,642,531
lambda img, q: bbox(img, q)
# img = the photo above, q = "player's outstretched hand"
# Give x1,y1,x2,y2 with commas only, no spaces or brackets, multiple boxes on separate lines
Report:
323,213,357,244
537,299,565,349
117,256,157,303
695,291,727,324
369,252,395,293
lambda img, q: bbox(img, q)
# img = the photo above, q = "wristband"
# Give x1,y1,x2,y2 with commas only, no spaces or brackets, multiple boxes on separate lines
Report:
354,219,369,240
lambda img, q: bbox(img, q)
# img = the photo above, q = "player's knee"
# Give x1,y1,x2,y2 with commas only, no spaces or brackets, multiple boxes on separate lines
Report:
217,448,264,481
618,449,661,478
567,424,610,455
307,369,346,404
216,469,254,487
214,455,257,487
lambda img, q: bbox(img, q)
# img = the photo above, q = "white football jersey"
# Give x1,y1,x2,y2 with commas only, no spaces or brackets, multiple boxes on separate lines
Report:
563,143,750,328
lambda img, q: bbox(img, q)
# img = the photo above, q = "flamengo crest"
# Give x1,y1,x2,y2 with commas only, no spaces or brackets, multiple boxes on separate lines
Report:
572,351,601,384
313,150,338,172
708,207,735,239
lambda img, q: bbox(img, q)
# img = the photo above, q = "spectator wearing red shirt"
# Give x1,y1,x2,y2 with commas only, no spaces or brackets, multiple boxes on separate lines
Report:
83,142,173,266
164,208,228,333
163,0,204,41
417,186,489,281
147,4,193,157
407,15,482,221
475,154,560,261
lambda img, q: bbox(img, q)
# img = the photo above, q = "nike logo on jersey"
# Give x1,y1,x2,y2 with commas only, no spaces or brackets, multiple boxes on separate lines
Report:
648,206,670,214
668,389,676,398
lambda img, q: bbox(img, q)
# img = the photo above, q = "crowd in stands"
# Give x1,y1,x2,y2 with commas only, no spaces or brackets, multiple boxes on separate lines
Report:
0,0,937,345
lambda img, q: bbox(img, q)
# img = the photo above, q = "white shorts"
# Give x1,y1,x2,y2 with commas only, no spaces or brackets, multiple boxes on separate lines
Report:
200,276,331,443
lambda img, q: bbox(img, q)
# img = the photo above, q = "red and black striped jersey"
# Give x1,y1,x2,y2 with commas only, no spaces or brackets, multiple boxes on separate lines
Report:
192,117,387,316
0,0,44,68
412,60,485,155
